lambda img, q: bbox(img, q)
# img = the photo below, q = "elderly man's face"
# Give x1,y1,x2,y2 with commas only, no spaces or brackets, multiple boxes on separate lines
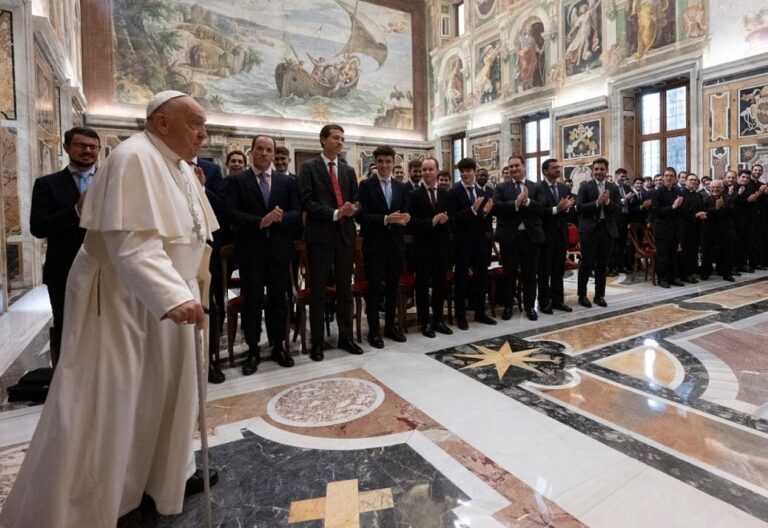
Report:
156,97,208,161
710,180,724,198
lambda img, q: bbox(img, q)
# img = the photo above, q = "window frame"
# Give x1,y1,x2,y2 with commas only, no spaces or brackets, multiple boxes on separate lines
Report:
635,81,690,178
520,113,551,182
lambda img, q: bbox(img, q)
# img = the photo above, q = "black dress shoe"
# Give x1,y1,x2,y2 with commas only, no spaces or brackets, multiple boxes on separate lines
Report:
742,266,754,273
270,346,294,368
421,324,436,338
732,271,742,277
184,468,219,497
659,281,670,288
540,304,553,315
526,309,538,321
309,343,324,361
433,321,453,335
208,362,226,384
578,297,592,308
755,265,767,270
501,307,513,320
367,333,385,348
699,274,709,280
457,318,469,330
339,339,364,354
552,303,572,312
606,269,618,277
683,276,699,284
241,352,259,376
475,313,497,325
723,275,736,282
593,297,608,307
670,279,685,287
384,327,407,342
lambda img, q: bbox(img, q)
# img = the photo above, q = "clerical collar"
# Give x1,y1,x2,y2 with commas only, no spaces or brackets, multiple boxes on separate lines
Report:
145,130,182,164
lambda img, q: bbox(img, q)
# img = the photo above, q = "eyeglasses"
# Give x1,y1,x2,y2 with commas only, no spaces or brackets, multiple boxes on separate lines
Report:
71,142,101,151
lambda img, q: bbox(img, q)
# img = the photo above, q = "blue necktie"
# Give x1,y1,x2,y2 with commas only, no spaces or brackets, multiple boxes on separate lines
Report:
77,172,91,193
384,179,392,209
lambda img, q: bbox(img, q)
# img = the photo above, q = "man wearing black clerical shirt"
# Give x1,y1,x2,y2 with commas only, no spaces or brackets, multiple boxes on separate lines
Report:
652,167,685,288
30,127,100,366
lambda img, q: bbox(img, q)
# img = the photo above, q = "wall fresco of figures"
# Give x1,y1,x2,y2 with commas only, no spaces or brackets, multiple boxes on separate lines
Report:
564,0,601,76
108,0,416,130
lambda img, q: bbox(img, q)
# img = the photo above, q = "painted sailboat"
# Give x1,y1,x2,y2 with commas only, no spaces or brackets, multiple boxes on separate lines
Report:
275,0,388,98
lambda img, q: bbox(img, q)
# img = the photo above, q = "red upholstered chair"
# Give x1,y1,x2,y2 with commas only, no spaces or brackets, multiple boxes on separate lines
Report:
290,241,337,354
565,223,581,270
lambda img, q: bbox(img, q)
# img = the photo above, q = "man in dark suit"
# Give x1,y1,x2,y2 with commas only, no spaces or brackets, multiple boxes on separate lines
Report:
224,135,301,375
679,173,706,283
609,168,635,275
30,127,100,366
297,123,364,360
452,158,496,329
409,157,455,337
652,167,685,288
493,155,545,321
700,179,736,281
537,158,574,315
357,145,410,347
189,156,230,383
576,158,621,308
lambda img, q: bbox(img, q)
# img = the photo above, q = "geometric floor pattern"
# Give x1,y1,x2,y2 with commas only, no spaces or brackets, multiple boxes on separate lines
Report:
2,273,768,527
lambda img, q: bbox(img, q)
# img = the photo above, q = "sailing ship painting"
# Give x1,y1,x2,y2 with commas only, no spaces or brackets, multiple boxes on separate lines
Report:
111,0,414,129
275,0,387,99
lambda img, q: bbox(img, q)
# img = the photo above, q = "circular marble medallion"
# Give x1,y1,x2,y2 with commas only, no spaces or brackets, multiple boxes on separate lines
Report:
267,378,385,427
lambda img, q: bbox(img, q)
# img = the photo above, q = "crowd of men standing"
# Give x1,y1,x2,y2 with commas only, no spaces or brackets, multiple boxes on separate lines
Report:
32,122,767,384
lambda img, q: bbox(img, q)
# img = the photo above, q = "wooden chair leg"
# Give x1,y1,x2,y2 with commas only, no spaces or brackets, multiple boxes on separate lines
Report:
488,280,496,317
355,296,362,343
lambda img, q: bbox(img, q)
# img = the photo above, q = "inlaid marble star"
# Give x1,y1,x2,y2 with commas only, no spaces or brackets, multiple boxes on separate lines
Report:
455,341,556,380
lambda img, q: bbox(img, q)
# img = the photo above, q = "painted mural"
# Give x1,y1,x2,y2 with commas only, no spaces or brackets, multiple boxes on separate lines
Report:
441,55,465,115
474,0,497,25
112,0,414,129
744,8,768,45
475,40,501,104
627,0,676,58
563,0,602,76
514,18,545,91
738,84,768,138
0,11,15,120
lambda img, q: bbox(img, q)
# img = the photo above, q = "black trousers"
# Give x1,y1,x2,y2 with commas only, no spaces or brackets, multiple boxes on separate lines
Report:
655,235,679,283
577,223,613,298
307,239,354,345
679,232,700,279
239,249,290,350
610,219,629,271
538,235,567,308
500,236,539,311
46,280,66,355
414,250,448,326
454,241,490,319
364,249,401,334
701,234,734,277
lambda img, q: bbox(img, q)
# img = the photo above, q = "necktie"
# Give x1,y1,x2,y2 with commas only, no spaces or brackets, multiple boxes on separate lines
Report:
551,183,558,202
77,172,91,193
383,179,392,209
516,181,522,193
618,184,628,213
328,161,344,208
428,187,437,209
258,172,270,208
467,186,476,203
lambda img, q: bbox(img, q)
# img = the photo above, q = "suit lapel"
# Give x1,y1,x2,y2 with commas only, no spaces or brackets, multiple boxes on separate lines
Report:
242,169,267,211
58,169,81,202
371,177,388,210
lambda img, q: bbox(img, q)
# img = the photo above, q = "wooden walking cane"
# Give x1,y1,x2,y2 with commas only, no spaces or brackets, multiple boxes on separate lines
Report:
194,328,213,528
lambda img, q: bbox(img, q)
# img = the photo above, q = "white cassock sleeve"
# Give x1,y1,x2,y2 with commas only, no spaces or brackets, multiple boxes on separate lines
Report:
102,230,195,320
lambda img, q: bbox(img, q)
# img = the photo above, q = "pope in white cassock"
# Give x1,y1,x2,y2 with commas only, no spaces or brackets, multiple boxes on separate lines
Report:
0,91,219,527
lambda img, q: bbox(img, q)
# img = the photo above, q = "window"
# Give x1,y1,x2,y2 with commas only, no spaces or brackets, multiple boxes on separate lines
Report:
521,114,550,182
451,132,467,182
455,2,465,37
440,5,451,38
637,83,689,177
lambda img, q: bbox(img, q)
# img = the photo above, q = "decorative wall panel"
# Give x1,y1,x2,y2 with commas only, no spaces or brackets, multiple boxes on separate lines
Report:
0,127,20,236
0,10,16,120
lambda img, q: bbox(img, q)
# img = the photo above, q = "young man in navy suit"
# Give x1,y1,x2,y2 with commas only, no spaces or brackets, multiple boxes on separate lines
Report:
30,127,100,366
224,135,301,374
297,124,364,360
357,145,410,347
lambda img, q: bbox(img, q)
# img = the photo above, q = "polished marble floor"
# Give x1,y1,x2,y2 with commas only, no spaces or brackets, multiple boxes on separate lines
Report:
2,272,768,527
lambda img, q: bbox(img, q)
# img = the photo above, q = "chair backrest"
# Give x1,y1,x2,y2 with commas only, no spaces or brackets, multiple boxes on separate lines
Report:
567,223,579,246
219,244,235,301
627,223,646,253
293,240,310,291
353,235,366,283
